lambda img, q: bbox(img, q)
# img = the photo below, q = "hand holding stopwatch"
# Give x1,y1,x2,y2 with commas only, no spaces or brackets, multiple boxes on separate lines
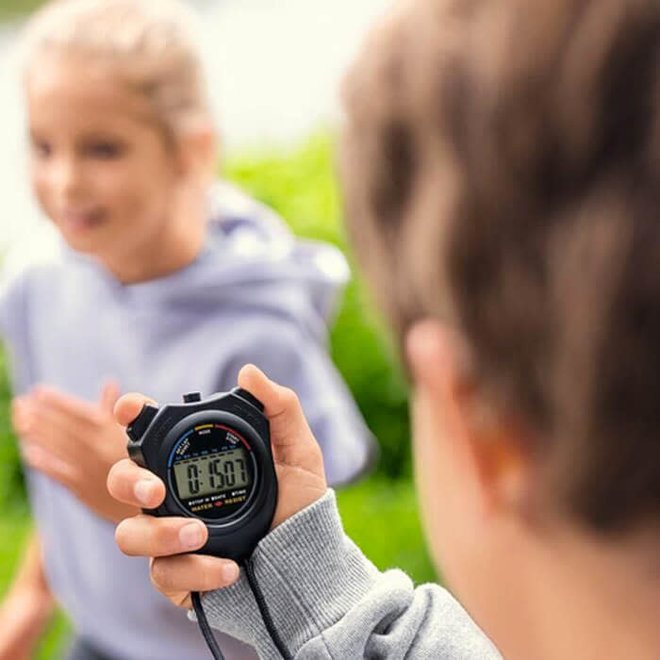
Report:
125,389,277,561
125,387,293,659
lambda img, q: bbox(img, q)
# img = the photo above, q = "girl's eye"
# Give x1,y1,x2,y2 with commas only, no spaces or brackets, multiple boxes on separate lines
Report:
31,139,52,159
84,141,125,160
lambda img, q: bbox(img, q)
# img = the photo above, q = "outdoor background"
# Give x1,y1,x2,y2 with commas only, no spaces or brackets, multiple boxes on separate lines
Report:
0,1,436,657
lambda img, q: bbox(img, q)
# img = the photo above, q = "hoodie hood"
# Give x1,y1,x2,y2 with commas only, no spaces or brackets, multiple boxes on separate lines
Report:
68,181,351,341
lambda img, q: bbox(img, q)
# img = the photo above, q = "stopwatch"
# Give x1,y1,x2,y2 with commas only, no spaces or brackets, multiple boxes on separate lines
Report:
125,388,277,560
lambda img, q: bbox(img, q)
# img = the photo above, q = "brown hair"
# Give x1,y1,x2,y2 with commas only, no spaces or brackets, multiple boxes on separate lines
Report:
342,0,660,533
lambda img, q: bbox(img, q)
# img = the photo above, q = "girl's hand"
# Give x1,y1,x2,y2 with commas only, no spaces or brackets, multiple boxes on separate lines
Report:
0,584,53,660
12,382,139,523
107,364,328,609
0,534,53,660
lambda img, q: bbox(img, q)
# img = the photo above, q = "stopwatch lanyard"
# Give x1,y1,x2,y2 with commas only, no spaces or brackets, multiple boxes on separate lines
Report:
192,557,293,660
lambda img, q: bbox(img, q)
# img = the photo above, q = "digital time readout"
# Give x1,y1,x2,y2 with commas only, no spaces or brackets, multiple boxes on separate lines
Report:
173,448,251,499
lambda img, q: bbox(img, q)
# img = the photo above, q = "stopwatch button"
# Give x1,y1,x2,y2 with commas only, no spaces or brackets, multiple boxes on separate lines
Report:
183,392,202,403
127,444,147,469
232,387,265,412
126,403,159,442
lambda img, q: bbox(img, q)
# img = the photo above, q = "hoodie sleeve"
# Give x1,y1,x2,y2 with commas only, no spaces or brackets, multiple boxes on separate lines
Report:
0,269,37,394
217,316,377,487
0,267,24,340
191,490,501,659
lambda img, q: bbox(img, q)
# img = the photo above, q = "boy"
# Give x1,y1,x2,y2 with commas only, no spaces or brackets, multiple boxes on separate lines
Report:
108,0,660,657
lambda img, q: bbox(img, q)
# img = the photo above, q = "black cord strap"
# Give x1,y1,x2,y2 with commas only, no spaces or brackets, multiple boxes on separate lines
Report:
243,557,293,660
192,560,292,660
192,590,225,660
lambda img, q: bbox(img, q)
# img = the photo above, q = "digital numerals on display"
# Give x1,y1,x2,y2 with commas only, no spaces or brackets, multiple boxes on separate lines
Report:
173,448,250,499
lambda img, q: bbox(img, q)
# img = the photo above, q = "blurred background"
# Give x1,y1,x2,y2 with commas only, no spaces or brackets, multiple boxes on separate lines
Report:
0,1,435,657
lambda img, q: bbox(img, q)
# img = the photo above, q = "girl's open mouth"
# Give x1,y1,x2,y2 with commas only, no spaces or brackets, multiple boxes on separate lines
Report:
59,208,107,232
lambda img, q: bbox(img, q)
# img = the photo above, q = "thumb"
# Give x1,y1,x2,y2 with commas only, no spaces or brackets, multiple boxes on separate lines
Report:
100,380,121,414
237,364,318,464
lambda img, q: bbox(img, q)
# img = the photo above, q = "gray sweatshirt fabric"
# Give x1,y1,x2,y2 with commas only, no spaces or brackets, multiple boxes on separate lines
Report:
0,183,375,660
194,490,501,659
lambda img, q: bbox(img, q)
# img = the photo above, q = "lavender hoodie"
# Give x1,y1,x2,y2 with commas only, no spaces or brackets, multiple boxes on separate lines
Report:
0,182,375,660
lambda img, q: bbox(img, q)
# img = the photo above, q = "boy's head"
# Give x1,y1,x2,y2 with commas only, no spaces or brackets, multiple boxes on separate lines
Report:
342,0,660,650
21,0,216,272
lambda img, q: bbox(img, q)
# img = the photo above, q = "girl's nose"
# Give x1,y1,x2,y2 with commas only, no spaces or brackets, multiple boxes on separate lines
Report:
52,155,84,197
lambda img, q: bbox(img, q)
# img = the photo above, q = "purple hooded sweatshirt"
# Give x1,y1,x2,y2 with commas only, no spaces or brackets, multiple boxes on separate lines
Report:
0,182,376,660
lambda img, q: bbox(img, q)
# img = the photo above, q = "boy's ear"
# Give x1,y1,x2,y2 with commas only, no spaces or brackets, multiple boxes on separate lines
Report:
174,123,218,181
406,320,533,517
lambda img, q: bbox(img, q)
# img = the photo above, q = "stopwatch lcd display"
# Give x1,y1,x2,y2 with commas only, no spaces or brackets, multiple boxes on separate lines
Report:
173,448,250,499
169,424,256,521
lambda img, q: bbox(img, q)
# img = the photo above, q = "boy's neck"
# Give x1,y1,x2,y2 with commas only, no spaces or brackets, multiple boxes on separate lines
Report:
499,524,660,659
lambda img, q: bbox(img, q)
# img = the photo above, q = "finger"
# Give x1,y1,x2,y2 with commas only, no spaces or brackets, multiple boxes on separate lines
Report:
108,458,166,508
115,515,208,557
32,385,102,426
237,364,319,461
18,396,102,458
18,419,77,463
11,396,33,434
21,443,78,486
100,380,121,414
114,393,157,427
151,554,240,594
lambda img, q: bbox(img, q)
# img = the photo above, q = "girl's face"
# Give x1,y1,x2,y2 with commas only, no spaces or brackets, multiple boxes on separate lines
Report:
26,53,181,263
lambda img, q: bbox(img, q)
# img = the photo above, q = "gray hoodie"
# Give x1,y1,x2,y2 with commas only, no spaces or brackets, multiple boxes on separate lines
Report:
0,182,374,660
195,490,501,659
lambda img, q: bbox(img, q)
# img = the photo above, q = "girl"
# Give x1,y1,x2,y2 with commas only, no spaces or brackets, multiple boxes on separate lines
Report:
0,1,374,658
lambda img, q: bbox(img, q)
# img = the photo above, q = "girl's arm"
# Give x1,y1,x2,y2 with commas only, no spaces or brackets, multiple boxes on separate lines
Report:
0,531,54,660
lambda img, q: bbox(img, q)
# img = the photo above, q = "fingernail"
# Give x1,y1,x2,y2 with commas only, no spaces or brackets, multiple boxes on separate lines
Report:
222,563,239,584
134,480,156,505
179,522,205,549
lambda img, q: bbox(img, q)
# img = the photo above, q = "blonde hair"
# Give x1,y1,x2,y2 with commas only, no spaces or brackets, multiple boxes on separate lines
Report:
21,0,211,137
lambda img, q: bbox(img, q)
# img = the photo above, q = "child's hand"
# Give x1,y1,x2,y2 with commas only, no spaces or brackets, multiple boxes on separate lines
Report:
0,585,52,660
107,364,328,609
12,382,139,523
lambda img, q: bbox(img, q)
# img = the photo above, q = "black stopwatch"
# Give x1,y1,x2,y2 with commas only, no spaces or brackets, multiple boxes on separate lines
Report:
125,388,277,561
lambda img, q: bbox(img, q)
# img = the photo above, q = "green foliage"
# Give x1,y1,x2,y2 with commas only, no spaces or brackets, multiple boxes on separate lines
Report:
0,0,44,21
0,352,26,508
337,477,437,584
